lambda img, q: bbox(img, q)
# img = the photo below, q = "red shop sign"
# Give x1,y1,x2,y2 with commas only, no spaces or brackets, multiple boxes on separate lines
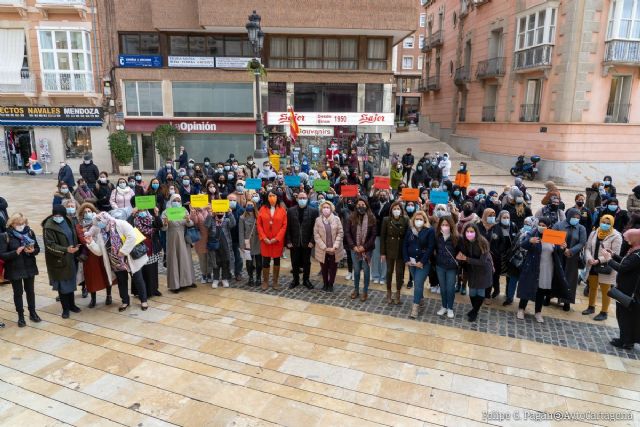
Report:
124,118,256,134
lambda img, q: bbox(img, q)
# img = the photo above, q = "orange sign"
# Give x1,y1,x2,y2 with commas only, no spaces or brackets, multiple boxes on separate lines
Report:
401,188,420,202
373,176,390,189
542,229,567,245
341,185,358,197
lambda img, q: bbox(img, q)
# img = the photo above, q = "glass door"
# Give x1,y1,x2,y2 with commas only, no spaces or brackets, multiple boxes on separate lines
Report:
141,134,156,171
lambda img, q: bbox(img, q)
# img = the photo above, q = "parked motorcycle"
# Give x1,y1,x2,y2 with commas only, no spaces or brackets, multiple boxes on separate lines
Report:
510,155,541,180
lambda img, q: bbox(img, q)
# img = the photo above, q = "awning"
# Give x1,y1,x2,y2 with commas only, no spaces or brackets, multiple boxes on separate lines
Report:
0,30,25,85
0,120,103,127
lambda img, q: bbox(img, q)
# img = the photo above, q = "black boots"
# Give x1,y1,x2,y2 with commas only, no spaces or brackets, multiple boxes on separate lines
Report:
303,279,314,290
60,292,70,319
89,292,97,308
69,293,81,313
467,296,484,322
29,310,41,323
105,286,112,305
17,313,26,327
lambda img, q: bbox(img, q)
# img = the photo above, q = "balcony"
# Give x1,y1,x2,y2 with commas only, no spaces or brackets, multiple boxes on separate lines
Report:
35,0,87,18
422,30,443,51
0,70,35,95
476,57,505,79
519,103,540,122
0,0,27,16
454,66,470,85
42,72,94,94
418,78,429,92
482,106,496,122
513,45,553,71
427,75,440,91
604,40,640,65
605,102,631,123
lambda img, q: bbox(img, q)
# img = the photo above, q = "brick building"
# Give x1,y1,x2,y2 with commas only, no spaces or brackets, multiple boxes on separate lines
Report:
96,0,417,172
0,0,105,174
419,0,640,186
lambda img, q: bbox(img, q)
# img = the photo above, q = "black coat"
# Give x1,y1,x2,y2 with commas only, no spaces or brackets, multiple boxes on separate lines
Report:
609,250,640,345
0,227,39,280
518,231,570,301
42,215,78,281
285,205,319,247
94,182,114,212
369,199,390,236
57,165,75,189
79,161,100,185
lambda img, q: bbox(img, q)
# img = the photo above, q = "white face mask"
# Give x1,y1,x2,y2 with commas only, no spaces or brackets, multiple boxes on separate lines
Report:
392,209,401,218
414,219,425,229
14,225,25,232
322,207,331,217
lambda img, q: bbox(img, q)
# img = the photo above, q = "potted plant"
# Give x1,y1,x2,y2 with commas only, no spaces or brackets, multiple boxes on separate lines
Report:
108,130,135,174
153,124,178,165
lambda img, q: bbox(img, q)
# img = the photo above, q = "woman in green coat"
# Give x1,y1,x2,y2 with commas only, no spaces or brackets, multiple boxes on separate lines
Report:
380,201,409,304
390,162,403,192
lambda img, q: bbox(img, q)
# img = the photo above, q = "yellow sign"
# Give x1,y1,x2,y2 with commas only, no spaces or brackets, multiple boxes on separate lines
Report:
190,194,209,208
211,199,230,213
269,154,280,172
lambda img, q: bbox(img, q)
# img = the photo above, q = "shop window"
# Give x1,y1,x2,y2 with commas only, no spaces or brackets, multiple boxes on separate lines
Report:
367,39,388,70
62,126,92,159
120,33,160,55
124,81,163,116
268,82,287,111
39,30,93,92
180,133,254,164
167,35,251,57
172,82,253,117
268,37,358,70
365,84,384,112
293,83,357,113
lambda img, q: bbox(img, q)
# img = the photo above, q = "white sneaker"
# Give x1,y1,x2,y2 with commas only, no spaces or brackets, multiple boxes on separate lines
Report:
516,309,524,320
222,280,230,288
535,312,544,323
437,307,447,316
345,272,352,280
447,309,454,319
211,280,219,289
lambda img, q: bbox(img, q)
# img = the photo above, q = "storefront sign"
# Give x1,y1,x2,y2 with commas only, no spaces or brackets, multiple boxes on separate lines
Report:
118,55,163,68
265,112,394,127
124,118,255,134
215,57,254,68
298,126,334,137
0,106,103,127
168,56,216,68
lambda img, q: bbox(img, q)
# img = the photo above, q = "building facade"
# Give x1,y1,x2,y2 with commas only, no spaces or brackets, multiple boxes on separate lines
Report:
419,0,640,186
97,0,417,172
0,0,105,175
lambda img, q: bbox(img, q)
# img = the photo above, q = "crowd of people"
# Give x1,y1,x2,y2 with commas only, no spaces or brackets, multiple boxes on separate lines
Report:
0,146,639,351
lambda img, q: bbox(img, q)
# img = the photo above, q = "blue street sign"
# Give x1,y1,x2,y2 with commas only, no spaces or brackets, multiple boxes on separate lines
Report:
118,55,163,68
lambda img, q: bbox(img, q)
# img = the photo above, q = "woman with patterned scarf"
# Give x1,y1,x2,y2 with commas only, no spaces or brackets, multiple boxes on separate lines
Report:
133,206,163,298
76,203,111,308
85,211,149,311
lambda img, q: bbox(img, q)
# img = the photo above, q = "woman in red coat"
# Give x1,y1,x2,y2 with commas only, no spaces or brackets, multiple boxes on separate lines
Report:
257,191,287,291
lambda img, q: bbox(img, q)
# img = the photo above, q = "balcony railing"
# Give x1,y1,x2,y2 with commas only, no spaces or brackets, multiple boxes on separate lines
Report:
422,30,443,51
605,102,631,123
42,71,93,93
418,78,429,92
476,57,505,79
520,103,540,122
427,75,440,91
513,45,553,71
482,106,496,122
0,70,35,94
454,66,470,85
604,40,640,64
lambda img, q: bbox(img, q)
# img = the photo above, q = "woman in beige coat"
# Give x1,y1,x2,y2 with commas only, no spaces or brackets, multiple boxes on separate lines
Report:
313,201,345,292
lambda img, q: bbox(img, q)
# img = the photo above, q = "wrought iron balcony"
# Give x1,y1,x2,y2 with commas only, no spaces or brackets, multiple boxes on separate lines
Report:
604,40,640,64
605,102,631,123
422,30,443,51
513,45,553,71
476,57,505,79
418,78,429,92
482,106,496,122
42,71,94,93
0,70,35,94
427,75,440,91
454,66,470,85
519,103,540,122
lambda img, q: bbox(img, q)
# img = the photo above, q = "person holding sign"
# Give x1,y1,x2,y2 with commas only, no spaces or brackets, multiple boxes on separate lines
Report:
204,207,236,288
239,199,262,286
257,191,287,290
161,194,196,293
516,217,570,323
134,206,163,299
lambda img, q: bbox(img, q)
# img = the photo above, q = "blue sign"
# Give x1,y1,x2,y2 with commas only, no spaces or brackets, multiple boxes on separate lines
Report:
118,55,162,68
430,190,449,205
245,178,262,190
284,175,301,187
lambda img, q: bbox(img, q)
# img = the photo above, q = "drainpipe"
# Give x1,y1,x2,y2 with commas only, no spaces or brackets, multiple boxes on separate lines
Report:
90,0,101,95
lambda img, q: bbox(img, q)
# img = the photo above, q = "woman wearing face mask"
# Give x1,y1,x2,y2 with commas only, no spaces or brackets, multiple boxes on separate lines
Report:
435,216,460,318
517,217,570,323
239,199,262,286
0,213,40,327
84,212,149,312
411,162,428,189
162,184,178,210
504,191,533,230
257,191,287,290
602,175,616,198
43,205,81,318
457,201,479,235
596,198,629,233
380,201,409,304
61,199,79,227
135,206,163,298
455,223,492,322
189,204,212,284
75,203,111,307
402,211,435,318
109,177,134,210
345,198,377,301
179,176,196,208
338,197,356,280
232,179,248,207
74,178,97,206
583,215,622,321
205,208,236,288
94,172,114,212
144,178,163,211
390,162,403,191
405,201,418,219
476,208,499,303
162,194,196,293
53,182,73,207
313,201,345,292
204,179,220,203
490,211,520,303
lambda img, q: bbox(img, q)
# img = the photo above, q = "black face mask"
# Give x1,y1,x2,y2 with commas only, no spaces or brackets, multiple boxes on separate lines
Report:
357,207,367,215
576,201,584,208
549,204,558,211
347,203,355,211
463,208,473,215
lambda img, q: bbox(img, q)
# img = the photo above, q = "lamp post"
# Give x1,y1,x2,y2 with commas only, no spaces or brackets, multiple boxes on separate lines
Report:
246,10,267,159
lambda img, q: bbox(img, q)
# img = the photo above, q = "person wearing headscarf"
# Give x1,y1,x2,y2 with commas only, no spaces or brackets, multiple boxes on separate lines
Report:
552,208,587,311
602,228,640,349
76,203,111,307
541,180,561,206
627,185,640,215
573,193,592,233
596,197,629,233
110,177,134,210
74,178,97,206
535,195,565,227
161,194,196,292
582,214,622,321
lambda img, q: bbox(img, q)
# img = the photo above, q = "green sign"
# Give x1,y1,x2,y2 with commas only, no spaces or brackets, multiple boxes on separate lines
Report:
165,206,187,221
135,195,156,210
313,179,330,192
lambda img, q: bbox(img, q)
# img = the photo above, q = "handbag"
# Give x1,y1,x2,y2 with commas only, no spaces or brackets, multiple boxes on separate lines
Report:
185,226,201,244
608,286,634,308
508,246,525,269
130,242,148,259
592,263,612,275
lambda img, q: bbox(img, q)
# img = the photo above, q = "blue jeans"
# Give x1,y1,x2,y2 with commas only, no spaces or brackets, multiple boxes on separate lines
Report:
232,244,242,276
468,287,485,297
371,236,387,280
410,264,430,304
506,275,519,301
436,265,457,309
352,251,371,294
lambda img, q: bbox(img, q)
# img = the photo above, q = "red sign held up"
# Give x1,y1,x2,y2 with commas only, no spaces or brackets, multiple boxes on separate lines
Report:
340,185,358,197
373,176,390,189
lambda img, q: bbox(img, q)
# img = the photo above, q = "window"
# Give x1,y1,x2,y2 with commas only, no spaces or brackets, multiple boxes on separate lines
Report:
367,39,388,70
61,127,91,159
268,37,358,69
168,35,251,57
172,82,253,117
606,75,632,122
420,13,427,27
516,7,557,51
483,85,498,121
607,0,640,39
39,30,93,92
520,79,542,122
293,83,357,112
403,36,415,49
417,56,423,70
365,84,384,112
402,56,414,69
120,33,159,55
124,81,163,116
419,35,425,49
268,82,287,112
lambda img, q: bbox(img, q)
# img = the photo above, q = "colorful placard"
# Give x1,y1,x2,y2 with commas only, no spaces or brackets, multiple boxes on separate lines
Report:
341,185,358,198
269,154,280,172
135,195,156,210
401,188,420,202
373,176,390,189
284,175,301,187
165,206,187,221
313,179,330,192
190,194,209,208
211,199,230,213
245,178,262,190
542,229,567,245
429,190,449,205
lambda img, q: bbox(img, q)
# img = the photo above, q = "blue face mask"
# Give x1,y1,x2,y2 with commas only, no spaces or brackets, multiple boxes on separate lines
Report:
246,205,254,212
406,206,415,213
84,212,95,221
172,201,182,207
600,223,611,231
569,217,580,226
298,199,308,208
326,194,334,199
151,183,160,190
522,225,532,233
310,201,319,208
229,200,237,209
52,216,64,224
66,207,76,215
453,190,460,196
97,221,107,229
500,219,510,226
138,211,148,218
608,204,618,212
487,216,496,224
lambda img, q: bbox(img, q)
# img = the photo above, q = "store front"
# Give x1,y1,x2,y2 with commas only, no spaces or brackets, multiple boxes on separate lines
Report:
124,118,256,171
0,106,106,173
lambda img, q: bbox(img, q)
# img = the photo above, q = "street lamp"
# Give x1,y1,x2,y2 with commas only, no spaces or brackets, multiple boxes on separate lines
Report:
246,10,267,159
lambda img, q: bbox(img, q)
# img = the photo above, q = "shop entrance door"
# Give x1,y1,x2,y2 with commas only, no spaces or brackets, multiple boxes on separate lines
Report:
3,127,34,171
131,133,157,172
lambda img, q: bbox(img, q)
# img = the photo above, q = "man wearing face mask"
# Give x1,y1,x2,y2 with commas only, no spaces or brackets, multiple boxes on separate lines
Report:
179,176,196,208
57,160,75,192
202,157,215,180
438,153,452,180
258,162,277,181
227,194,245,281
79,154,99,190
285,192,319,289
401,148,415,185
156,160,177,184
242,156,259,179
411,161,427,189
552,208,587,311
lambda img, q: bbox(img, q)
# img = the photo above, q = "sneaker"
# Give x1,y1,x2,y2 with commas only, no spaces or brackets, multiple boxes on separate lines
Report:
435,287,441,294
345,272,352,280
201,276,208,285
222,280,230,288
534,312,544,323
447,309,454,319
211,280,219,289
582,306,595,315
437,307,447,316
516,309,525,320
593,312,608,321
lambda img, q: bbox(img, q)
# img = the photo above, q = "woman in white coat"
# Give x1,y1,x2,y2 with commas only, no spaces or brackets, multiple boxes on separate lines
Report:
313,201,345,292
85,211,149,311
